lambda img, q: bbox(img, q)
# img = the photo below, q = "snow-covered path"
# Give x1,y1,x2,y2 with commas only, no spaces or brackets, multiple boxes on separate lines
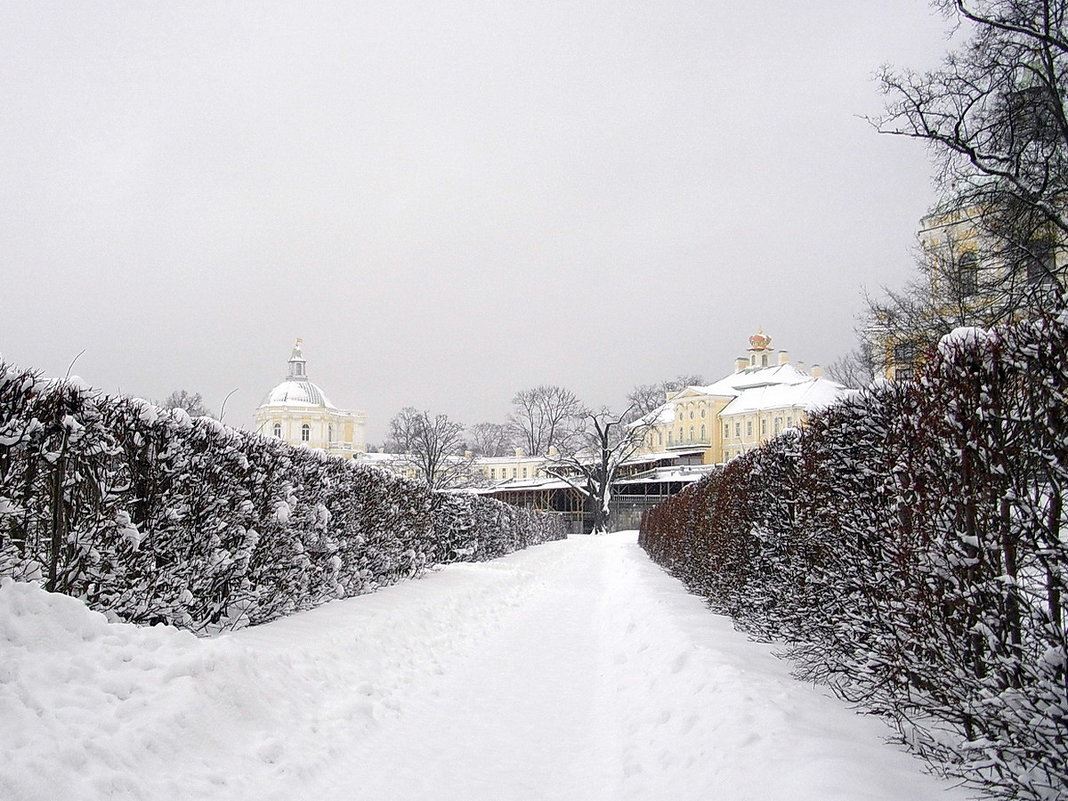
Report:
3,532,970,801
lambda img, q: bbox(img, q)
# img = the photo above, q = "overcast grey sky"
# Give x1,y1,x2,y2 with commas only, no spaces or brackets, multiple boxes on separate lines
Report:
2,0,952,441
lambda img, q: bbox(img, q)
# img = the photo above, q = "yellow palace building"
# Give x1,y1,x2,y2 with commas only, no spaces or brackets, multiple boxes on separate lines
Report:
639,330,851,464
254,340,367,458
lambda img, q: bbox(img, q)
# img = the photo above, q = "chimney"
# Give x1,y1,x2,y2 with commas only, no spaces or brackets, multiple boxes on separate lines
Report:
795,360,806,374
811,364,824,379
464,450,473,458
778,350,790,365
514,447,524,458
735,356,748,371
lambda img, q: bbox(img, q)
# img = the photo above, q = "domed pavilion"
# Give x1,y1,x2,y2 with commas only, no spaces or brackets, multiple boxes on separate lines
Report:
255,339,366,457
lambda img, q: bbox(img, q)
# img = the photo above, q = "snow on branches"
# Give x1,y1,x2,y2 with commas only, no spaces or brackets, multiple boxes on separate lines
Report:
0,365,564,633
639,312,1068,801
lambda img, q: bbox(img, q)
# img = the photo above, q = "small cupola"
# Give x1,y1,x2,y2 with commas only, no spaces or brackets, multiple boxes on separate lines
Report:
287,338,308,381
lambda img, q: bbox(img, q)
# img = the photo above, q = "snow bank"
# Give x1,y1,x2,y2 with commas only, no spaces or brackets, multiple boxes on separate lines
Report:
0,578,300,800
2,536,971,801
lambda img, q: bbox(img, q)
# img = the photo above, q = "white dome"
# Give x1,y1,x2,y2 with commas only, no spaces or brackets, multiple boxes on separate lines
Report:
260,380,335,409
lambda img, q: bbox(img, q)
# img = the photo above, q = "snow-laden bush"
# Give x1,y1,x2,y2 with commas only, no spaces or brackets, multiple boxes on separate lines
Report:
0,366,564,632
639,311,1068,801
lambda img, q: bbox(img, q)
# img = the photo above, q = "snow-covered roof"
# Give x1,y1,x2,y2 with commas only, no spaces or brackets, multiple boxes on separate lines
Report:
622,449,704,466
646,363,851,424
630,401,677,428
693,363,814,397
614,465,716,485
474,476,575,493
259,380,335,409
719,379,853,417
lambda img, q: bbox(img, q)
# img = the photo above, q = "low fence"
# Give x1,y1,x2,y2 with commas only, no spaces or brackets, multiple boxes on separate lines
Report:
0,363,564,632
639,317,1068,801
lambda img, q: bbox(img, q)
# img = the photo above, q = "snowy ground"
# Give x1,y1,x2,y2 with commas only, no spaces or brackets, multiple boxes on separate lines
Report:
2,531,972,801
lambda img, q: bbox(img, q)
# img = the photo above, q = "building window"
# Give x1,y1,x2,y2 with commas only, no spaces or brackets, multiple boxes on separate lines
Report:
301,423,310,442
723,423,729,439
701,408,706,418
522,468,528,478
761,419,767,435
689,426,694,441
657,431,663,446
689,410,694,420
668,431,673,444
734,423,741,437
1021,239,1057,285
328,425,334,442
678,428,683,441
700,424,706,440
490,469,495,479
512,468,517,478
774,417,782,434
746,421,753,437
273,422,281,438
893,343,916,364
761,354,768,367
787,416,793,427
959,252,979,296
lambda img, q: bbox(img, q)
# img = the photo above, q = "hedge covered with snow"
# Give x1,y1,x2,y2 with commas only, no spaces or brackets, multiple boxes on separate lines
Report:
0,363,564,632
639,315,1068,801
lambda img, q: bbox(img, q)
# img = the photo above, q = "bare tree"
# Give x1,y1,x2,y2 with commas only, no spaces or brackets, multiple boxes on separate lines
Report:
825,342,876,388
626,374,706,420
388,408,474,491
508,385,583,456
861,212,1058,376
875,0,1068,309
385,406,422,454
543,405,653,535
466,422,515,457
161,390,214,418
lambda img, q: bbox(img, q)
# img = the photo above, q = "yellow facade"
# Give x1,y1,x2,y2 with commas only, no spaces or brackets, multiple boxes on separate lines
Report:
873,205,1066,380
639,331,847,464
472,450,550,483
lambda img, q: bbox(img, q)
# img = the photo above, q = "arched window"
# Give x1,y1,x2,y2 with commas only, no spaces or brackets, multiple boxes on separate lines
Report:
689,426,694,441
700,424,706,440
959,252,979,296
273,422,281,438
301,423,310,442
328,424,334,443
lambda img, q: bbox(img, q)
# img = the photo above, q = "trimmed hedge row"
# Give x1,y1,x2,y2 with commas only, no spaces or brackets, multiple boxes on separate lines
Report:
0,363,564,632
639,316,1068,801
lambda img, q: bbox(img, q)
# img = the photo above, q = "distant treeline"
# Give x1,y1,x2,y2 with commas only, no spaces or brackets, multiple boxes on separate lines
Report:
639,315,1067,801
0,363,564,632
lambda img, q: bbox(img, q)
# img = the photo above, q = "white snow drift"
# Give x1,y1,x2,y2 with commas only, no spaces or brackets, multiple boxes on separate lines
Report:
1,532,971,801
